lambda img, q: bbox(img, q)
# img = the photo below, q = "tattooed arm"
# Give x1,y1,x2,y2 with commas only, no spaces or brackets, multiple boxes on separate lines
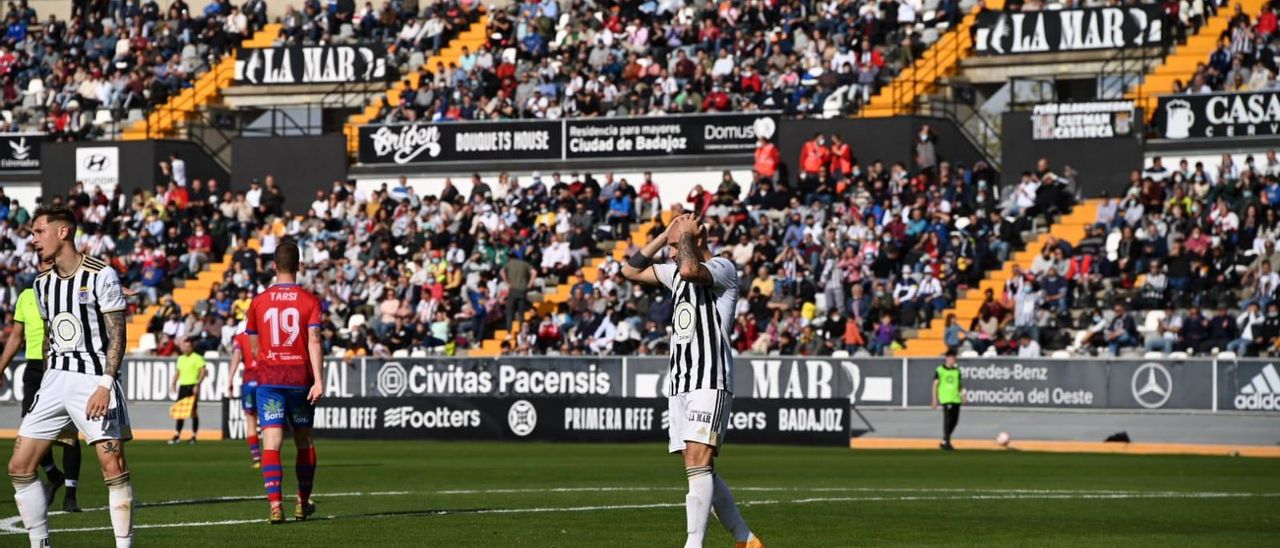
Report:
104,310,125,378
677,231,714,286
86,310,125,420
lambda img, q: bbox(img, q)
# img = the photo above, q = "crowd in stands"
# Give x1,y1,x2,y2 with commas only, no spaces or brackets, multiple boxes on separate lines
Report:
1183,1,1276,92
0,0,270,138
942,151,1280,358
2,119,1042,359
378,0,965,122
5,150,1278,359
277,0,481,49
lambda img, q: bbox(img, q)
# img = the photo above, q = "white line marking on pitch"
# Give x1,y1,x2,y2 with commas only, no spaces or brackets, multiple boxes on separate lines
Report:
1,489,1274,535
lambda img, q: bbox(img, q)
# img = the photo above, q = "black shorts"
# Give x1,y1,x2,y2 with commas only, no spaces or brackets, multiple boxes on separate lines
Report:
177,384,198,407
20,360,43,418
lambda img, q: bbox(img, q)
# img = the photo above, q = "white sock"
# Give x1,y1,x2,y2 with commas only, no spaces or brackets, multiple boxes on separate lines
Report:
105,472,133,548
712,474,751,542
11,473,49,547
684,466,714,548
65,480,77,488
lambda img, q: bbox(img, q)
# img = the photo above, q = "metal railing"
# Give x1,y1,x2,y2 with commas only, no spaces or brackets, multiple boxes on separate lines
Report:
880,17,972,116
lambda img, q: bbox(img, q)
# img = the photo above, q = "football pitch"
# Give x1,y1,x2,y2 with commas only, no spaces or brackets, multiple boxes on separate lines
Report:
1,440,1277,546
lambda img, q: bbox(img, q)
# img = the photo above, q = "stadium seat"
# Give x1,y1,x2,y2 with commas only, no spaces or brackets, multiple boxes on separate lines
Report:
408,51,426,70
392,349,410,358
1169,352,1190,360
1051,351,1071,358
410,349,429,358
204,351,221,359
1217,352,1238,360
960,350,979,358
347,314,367,330
135,333,157,355
93,109,114,127
830,350,850,358
1141,311,1166,335
1144,351,1165,359
22,78,44,107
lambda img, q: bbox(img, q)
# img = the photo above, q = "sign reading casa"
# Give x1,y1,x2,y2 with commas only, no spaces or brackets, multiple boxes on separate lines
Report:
1158,91,1280,140
974,6,1163,55
234,45,389,85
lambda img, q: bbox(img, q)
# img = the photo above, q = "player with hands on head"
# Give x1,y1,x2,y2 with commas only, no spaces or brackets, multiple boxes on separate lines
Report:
622,212,763,548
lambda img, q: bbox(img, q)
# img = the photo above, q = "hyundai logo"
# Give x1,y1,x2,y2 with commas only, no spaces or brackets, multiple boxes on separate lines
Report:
83,154,110,171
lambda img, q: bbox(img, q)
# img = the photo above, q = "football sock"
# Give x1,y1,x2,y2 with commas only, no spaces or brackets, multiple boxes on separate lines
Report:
262,450,283,507
684,465,714,548
711,473,751,542
105,472,133,548
11,472,48,547
296,446,316,504
247,434,261,460
174,420,184,435
39,452,56,475
191,416,199,435
64,443,81,484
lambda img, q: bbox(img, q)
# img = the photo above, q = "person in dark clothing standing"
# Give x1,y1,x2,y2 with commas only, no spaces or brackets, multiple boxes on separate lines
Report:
501,255,537,330
932,349,966,451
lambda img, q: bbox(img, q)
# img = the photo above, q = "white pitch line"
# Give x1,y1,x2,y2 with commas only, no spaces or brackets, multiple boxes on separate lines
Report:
1,490,1274,536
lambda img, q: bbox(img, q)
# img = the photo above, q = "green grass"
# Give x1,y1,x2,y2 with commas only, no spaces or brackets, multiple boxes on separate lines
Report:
3,440,1278,546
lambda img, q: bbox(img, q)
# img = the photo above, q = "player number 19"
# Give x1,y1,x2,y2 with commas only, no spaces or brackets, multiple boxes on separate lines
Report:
264,308,300,346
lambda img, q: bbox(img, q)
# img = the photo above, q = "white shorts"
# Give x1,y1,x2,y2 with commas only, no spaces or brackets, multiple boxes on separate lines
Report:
668,389,732,454
18,369,132,445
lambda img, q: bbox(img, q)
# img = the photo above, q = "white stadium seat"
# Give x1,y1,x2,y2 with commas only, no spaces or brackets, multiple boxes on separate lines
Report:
135,333,157,354
347,314,366,330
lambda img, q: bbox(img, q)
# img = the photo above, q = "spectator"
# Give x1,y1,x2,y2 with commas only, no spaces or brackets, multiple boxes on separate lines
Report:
1202,307,1240,354
1017,332,1041,357
1228,302,1265,356
502,254,536,330
1104,303,1139,357
869,313,896,356
1144,306,1182,354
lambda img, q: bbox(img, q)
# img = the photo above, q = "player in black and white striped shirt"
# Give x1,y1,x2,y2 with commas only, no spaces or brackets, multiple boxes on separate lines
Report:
623,213,762,548
9,205,134,548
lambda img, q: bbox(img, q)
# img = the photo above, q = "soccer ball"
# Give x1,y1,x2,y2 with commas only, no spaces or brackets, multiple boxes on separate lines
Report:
996,431,1011,447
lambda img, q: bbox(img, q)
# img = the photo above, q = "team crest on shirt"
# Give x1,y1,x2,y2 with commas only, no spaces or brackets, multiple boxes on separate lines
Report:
78,286,91,304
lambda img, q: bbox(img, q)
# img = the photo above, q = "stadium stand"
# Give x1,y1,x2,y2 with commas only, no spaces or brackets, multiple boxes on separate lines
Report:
363,0,981,124
860,0,995,117
343,8,489,154
0,0,278,139
1128,0,1269,116
931,152,1280,359
327,124,1080,358
4,1,1273,364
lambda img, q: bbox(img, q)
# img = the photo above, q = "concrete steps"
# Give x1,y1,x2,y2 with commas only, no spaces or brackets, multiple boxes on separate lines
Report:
122,25,281,140
127,240,257,351
343,15,491,155
894,200,1101,357
1126,0,1266,117
470,215,669,356
860,0,1001,117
